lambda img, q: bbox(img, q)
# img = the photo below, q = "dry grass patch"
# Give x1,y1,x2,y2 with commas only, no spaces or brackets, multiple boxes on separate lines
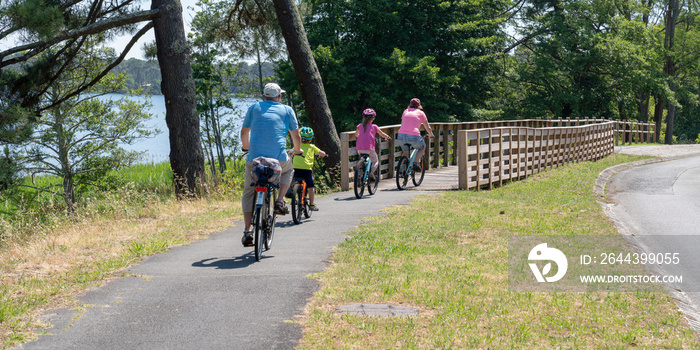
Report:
0,196,241,349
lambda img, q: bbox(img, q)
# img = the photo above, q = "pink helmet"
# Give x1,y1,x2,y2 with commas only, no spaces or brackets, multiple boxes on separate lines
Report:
410,98,421,107
362,108,376,117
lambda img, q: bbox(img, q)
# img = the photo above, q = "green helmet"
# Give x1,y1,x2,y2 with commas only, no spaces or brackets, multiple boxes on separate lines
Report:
300,126,314,140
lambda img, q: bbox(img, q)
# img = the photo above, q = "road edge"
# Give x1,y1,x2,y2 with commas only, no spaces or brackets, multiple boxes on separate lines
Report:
594,153,700,334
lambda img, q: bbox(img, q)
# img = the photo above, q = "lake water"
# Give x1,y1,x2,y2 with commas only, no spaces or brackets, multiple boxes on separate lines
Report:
106,94,257,163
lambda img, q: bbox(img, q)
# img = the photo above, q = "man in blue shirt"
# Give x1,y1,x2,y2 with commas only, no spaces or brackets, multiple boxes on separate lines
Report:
240,83,302,246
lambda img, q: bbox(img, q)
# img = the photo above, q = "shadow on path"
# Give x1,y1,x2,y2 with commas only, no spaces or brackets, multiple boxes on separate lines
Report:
191,252,275,270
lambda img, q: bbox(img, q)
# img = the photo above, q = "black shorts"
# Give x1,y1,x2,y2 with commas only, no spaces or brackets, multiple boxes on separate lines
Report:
293,168,315,188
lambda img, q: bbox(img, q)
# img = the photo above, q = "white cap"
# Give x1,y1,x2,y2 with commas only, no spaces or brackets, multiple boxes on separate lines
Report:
263,83,285,98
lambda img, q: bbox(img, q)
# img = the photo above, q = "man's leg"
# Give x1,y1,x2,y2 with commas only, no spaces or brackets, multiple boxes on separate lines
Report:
244,211,252,231
241,161,255,246
278,183,290,202
275,158,294,214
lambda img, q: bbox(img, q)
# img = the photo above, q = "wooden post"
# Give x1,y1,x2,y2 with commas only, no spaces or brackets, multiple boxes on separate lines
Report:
375,137,382,179
388,127,396,179
476,130,481,191
452,124,459,165
443,126,449,167
538,129,544,173
498,128,503,187
340,132,350,191
458,130,468,190
488,129,493,190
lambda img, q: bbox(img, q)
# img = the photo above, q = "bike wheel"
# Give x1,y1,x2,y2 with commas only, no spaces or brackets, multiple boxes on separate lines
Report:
291,183,301,225
254,205,263,261
265,189,276,250
302,186,311,218
368,163,380,195
412,156,426,186
396,156,409,190
354,163,365,198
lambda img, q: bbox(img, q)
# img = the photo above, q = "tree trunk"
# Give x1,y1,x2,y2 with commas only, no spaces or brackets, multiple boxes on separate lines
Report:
663,0,680,145
653,95,665,142
665,95,676,144
256,44,264,94
271,0,342,186
212,106,226,173
638,92,650,123
151,0,207,196
62,174,76,213
204,107,218,186
638,92,650,142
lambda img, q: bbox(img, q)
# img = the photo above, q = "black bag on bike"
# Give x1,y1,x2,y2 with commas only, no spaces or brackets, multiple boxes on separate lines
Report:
250,156,282,185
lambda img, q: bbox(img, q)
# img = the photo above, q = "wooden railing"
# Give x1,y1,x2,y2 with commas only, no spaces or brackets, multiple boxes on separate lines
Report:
614,120,656,145
456,122,614,190
339,118,653,191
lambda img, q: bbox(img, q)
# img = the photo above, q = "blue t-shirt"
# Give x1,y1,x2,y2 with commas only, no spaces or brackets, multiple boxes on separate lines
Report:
243,100,299,162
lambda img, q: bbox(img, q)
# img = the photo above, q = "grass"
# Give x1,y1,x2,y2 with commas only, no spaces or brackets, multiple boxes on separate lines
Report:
1,153,698,349
297,153,700,349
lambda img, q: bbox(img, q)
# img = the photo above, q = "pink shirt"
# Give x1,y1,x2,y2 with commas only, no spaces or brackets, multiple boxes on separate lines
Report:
398,108,427,136
356,123,379,151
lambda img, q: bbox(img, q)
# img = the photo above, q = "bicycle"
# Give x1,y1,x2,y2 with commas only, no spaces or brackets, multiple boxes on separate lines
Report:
395,137,427,190
250,168,278,261
354,153,380,199
290,176,312,224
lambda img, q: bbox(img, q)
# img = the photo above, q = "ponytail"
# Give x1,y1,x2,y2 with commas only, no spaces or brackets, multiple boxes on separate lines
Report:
362,115,373,132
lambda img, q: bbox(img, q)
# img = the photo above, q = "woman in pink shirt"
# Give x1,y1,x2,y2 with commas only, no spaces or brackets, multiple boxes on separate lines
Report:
354,108,391,175
397,98,434,168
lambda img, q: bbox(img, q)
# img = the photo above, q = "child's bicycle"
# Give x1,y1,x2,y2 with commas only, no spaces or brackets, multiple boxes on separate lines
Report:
395,137,427,190
354,153,380,199
290,177,312,224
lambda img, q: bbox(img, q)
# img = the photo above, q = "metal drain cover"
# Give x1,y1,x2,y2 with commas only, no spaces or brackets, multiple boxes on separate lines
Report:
335,303,420,317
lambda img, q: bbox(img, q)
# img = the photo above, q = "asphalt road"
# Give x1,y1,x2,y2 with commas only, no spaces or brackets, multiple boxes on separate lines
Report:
15,168,458,350
606,148,700,331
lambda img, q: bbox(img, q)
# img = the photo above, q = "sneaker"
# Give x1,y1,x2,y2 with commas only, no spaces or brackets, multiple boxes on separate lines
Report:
413,163,422,171
274,200,289,215
241,231,254,246
309,204,319,211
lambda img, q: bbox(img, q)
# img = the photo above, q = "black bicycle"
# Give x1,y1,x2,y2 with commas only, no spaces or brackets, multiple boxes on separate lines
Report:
354,153,380,199
250,178,277,261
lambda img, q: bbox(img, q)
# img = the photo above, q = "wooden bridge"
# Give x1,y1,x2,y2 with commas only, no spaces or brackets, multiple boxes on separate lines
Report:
340,118,655,191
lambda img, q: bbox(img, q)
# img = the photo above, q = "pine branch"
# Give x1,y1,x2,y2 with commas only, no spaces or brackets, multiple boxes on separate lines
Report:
1,9,159,67
39,22,155,112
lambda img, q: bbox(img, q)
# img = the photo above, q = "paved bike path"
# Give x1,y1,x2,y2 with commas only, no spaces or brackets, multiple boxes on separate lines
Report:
16,167,458,350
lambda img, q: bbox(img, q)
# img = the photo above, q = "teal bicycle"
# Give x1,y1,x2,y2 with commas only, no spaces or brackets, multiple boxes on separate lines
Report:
395,140,427,190
354,153,380,199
